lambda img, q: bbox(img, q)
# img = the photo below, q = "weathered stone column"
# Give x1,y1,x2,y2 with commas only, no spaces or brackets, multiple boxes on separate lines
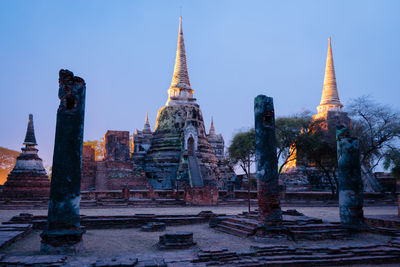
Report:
397,178,400,217
254,95,282,229
336,125,364,228
41,69,86,253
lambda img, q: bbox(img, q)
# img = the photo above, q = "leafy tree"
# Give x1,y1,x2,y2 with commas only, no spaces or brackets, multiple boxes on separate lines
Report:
229,129,255,178
295,122,339,196
83,138,105,161
275,112,313,174
228,128,255,212
275,113,338,194
383,148,400,179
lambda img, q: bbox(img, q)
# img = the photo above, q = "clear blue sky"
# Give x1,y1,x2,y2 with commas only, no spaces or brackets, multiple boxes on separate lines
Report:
0,0,399,168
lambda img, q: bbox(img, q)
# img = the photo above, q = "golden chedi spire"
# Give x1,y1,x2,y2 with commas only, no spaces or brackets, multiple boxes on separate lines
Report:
317,37,343,114
166,17,195,106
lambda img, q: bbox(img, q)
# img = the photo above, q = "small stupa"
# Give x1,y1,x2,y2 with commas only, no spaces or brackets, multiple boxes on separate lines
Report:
2,114,50,200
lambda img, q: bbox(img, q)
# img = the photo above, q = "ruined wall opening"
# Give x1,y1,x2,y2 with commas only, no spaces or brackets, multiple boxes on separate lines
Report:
188,137,194,156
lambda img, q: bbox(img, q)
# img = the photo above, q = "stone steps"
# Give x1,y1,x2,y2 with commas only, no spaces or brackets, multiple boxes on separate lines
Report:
259,255,400,266
0,224,32,249
244,213,324,225
289,228,349,241
227,217,259,227
188,155,204,187
214,216,259,237
221,220,256,233
389,236,400,247
158,232,196,249
214,224,252,238
192,244,400,266
285,223,339,231
214,212,349,240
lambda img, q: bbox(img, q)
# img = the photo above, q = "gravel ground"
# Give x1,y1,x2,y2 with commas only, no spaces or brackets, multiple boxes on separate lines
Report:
1,224,392,259
0,205,397,258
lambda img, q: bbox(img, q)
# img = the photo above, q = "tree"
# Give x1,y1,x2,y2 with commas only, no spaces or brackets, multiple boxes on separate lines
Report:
295,122,339,196
347,96,400,172
275,112,313,175
83,138,105,161
347,96,400,191
228,128,255,212
275,114,340,195
383,148,400,179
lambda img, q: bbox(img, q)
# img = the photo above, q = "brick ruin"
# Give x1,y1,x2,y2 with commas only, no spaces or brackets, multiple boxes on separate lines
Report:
82,131,149,191
81,17,234,201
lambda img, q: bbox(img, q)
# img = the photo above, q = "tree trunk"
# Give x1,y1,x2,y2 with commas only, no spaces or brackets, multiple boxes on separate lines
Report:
247,154,251,213
332,170,339,196
318,162,336,197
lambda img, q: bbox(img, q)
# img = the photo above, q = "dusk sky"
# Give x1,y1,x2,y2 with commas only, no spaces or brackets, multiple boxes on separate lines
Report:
0,0,399,168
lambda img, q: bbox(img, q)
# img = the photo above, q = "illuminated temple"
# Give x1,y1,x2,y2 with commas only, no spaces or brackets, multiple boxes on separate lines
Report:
81,17,234,191
283,38,351,185
312,37,351,130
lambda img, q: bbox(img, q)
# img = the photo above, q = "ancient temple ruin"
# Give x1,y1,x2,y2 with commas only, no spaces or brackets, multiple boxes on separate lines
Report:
285,37,351,172
2,114,50,200
283,37,382,192
282,38,351,190
81,17,233,191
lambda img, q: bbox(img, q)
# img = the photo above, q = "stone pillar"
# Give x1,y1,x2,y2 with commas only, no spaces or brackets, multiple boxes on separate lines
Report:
254,95,282,229
336,125,364,228
41,69,86,253
397,178,400,217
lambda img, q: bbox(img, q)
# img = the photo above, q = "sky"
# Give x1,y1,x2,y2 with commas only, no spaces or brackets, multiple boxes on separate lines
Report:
0,0,399,169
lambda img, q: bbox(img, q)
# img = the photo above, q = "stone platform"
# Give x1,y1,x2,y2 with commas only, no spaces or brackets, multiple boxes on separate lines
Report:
0,223,32,249
158,231,196,249
365,214,400,232
1,240,400,266
191,242,400,266
4,212,222,230
214,210,350,240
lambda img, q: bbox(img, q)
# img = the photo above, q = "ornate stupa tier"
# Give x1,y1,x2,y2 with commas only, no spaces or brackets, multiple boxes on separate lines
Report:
146,104,221,189
166,17,196,106
142,16,224,190
317,37,343,114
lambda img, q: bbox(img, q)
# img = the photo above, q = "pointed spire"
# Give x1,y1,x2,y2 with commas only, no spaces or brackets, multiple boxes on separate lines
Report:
317,37,343,113
23,114,37,146
166,17,194,106
209,117,216,136
143,112,151,133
